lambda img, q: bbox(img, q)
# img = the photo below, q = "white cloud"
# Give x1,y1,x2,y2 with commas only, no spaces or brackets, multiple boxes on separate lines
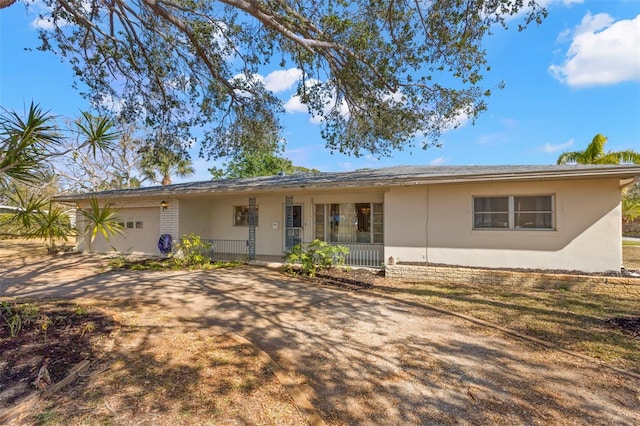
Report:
536,0,583,6
284,95,307,113
442,111,471,131
430,156,447,166
95,93,124,113
283,78,349,125
549,13,640,87
28,0,78,29
263,68,302,93
540,139,574,153
501,0,583,23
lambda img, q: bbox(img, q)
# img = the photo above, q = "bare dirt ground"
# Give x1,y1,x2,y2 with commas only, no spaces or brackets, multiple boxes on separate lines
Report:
1,240,640,425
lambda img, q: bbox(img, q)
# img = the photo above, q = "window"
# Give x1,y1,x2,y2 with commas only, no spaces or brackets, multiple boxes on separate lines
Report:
135,221,143,229
315,203,383,243
234,205,259,226
473,195,554,230
126,221,134,229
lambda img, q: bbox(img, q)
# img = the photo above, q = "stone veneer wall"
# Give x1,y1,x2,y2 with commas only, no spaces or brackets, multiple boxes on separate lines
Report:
385,264,640,295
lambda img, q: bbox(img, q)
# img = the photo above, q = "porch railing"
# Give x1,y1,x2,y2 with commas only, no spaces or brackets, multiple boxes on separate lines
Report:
197,239,383,267
302,241,384,268
201,239,249,262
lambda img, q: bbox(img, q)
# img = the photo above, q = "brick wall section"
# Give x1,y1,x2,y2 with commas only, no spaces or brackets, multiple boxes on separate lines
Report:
159,199,179,241
385,264,640,295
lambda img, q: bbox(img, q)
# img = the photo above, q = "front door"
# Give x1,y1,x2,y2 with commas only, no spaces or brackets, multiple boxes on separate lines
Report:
285,204,303,250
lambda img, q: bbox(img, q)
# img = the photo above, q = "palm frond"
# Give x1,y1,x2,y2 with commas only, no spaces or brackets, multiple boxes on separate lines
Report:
75,112,120,157
78,196,125,242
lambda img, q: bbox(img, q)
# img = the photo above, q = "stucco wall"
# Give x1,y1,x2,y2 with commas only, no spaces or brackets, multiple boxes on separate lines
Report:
179,199,212,238
384,178,622,272
74,177,623,271
75,198,164,255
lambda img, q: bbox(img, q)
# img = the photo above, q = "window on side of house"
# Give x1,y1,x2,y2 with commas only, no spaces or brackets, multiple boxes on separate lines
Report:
233,205,259,226
473,195,554,230
314,203,383,243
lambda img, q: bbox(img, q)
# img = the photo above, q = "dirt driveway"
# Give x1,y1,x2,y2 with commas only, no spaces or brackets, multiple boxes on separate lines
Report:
1,243,639,425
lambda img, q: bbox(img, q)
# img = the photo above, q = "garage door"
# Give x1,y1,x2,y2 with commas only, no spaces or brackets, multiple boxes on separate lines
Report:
91,207,161,255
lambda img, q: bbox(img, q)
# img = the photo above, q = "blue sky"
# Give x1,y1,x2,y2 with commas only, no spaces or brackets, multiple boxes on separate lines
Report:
1,0,639,183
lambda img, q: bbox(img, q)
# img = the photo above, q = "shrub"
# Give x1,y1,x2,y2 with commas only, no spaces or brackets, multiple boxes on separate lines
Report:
171,233,212,268
285,239,349,277
1,300,39,338
623,220,640,238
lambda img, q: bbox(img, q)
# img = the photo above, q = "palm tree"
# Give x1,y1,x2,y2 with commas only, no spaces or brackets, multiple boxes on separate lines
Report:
1,104,124,248
557,134,640,165
139,146,195,186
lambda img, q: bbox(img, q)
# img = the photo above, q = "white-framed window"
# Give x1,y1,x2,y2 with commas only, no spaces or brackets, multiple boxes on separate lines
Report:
473,195,554,230
234,205,259,226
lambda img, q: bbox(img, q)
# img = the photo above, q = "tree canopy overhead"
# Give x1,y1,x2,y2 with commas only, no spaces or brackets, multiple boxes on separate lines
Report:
5,0,546,158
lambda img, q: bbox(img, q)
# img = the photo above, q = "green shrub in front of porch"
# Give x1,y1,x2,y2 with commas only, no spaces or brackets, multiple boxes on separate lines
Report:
285,239,349,277
171,233,213,268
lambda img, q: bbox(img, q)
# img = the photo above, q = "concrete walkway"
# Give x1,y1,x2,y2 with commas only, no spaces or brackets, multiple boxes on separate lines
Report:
1,259,639,424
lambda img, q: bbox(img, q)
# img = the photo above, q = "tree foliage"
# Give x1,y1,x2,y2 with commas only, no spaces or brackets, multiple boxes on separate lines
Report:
5,0,547,158
0,104,126,248
138,144,195,185
623,183,640,223
557,134,640,165
54,122,145,193
0,103,60,187
78,196,125,243
1,103,120,190
209,137,319,179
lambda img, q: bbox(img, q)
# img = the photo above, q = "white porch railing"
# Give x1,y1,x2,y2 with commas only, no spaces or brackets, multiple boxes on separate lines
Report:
302,241,384,268
199,239,383,268
201,239,249,262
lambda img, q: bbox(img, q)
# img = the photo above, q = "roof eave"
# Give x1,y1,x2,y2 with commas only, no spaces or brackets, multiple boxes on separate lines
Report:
53,166,640,203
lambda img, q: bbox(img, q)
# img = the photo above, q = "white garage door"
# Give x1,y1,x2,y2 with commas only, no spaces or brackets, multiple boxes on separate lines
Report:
91,207,161,255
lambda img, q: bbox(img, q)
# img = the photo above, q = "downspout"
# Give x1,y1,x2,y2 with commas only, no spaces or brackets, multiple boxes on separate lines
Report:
425,186,429,263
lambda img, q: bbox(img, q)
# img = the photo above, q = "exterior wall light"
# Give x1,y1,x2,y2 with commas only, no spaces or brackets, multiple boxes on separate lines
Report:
160,200,168,210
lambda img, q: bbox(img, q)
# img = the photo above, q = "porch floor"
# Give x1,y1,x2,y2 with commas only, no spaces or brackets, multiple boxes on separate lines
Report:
249,255,286,269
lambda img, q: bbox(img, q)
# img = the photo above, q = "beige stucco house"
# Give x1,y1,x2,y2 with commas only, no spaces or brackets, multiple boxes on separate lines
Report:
56,165,640,273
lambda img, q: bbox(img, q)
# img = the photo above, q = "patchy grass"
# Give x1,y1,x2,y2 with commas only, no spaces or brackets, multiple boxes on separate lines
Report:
623,245,640,270
365,245,640,372
106,256,244,271
371,279,640,373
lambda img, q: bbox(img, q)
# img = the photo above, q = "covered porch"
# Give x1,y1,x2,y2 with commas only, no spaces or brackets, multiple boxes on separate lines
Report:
194,238,384,268
174,191,385,268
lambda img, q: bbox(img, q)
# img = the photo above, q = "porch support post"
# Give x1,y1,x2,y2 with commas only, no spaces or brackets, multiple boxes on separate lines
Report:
285,195,294,251
248,197,256,260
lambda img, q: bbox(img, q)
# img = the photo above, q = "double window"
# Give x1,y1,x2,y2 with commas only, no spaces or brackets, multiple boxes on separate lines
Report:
315,203,383,243
234,205,259,226
473,195,554,230
117,221,143,229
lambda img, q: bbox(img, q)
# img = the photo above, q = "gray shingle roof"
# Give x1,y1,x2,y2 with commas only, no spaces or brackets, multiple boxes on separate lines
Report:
55,164,640,202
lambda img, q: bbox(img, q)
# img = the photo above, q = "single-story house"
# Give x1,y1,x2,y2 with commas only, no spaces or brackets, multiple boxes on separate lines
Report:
55,165,640,273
